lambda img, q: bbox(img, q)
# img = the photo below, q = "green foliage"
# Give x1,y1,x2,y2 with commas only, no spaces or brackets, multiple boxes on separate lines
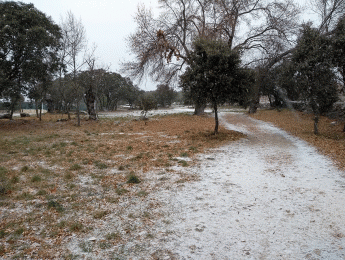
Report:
127,173,141,184
180,38,247,133
332,16,345,85
0,167,10,195
115,188,129,195
155,84,176,107
47,200,64,212
69,222,83,232
31,175,42,182
70,164,82,171
292,25,338,115
79,241,93,252
105,232,121,240
93,210,109,219
178,160,188,167
0,2,61,114
140,93,158,116
94,161,108,169
21,166,30,172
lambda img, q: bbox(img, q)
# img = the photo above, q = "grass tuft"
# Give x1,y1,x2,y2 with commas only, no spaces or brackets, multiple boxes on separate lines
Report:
47,200,64,212
70,222,83,232
127,173,141,184
70,164,82,171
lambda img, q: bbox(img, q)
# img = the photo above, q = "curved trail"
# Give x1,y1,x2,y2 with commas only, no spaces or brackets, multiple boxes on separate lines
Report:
147,113,345,259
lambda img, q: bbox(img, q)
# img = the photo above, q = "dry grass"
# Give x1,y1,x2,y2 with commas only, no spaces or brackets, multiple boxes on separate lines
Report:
0,112,244,258
249,109,345,169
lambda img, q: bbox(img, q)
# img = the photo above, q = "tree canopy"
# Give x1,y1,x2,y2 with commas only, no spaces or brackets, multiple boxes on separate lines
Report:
181,38,248,134
0,1,61,118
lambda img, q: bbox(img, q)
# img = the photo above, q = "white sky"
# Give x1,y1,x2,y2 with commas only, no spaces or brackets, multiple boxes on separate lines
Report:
20,0,160,90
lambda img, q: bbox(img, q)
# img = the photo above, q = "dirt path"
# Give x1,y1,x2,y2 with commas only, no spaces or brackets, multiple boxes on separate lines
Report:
65,112,345,259
140,113,345,259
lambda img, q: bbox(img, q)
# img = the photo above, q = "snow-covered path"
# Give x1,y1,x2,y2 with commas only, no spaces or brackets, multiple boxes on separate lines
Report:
147,113,345,259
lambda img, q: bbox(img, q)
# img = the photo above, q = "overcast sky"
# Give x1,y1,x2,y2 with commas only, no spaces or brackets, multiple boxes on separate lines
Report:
20,0,160,90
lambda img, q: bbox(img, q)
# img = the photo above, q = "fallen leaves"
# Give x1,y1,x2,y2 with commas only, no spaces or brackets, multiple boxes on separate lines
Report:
249,109,345,169
0,111,244,258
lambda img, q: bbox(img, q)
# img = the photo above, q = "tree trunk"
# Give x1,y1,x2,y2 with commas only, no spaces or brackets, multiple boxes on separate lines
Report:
85,87,97,120
194,102,206,115
35,101,39,118
39,101,42,121
249,90,261,114
9,103,15,120
214,102,219,135
314,115,319,135
249,101,259,114
77,101,81,126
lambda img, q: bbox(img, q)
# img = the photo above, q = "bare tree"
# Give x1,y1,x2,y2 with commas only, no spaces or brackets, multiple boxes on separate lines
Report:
123,0,301,113
79,45,109,120
60,11,87,126
309,0,345,33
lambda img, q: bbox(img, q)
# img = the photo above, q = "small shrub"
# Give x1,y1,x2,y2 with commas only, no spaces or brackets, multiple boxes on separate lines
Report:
40,168,50,175
115,188,128,195
70,164,82,171
11,176,19,184
146,233,154,239
82,159,89,165
106,197,119,203
0,245,5,255
93,210,109,219
16,192,34,200
189,146,198,152
137,190,148,197
36,189,47,196
57,221,67,228
31,175,41,182
79,241,92,253
14,228,24,236
0,229,7,238
64,172,74,180
21,166,29,172
126,145,133,151
178,160,188,167
180,152,189,157
133,153,144,160
99,241,111,249
47,200,64,212
143,211,151,218
70,222,83,232
94,161,107,169
68,183,76,189
105,232,120,240
118,165,125,171
127,173,141,184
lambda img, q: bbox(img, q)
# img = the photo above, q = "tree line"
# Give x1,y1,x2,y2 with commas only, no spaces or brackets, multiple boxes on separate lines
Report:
125,0,345,134
2,1,345,134
0,2,179,124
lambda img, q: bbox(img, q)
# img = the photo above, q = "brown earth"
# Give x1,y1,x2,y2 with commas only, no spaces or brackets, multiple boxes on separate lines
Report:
0,112,244,258
249,109,345,169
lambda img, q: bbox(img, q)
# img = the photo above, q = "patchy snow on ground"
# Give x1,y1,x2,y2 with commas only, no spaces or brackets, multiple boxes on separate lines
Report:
63,111,345,259
135,113,345,259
